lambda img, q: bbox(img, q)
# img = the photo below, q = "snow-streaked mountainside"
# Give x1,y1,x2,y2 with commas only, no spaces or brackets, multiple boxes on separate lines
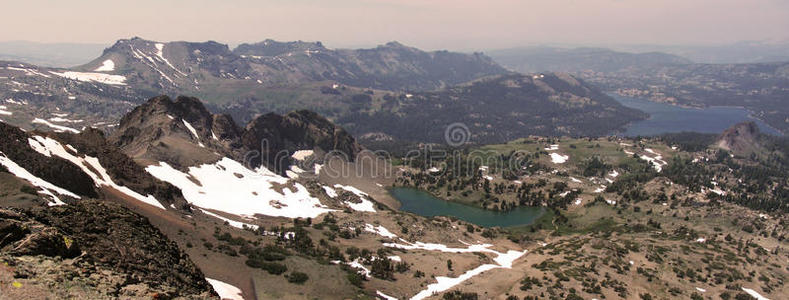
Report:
80,37,506,92
0,37,650,145
0,37,505,138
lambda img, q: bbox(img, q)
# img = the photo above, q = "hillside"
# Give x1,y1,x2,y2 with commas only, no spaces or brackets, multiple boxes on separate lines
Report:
489,46,692,73
587,61,789,134
338,73,647,144
1,98,786,299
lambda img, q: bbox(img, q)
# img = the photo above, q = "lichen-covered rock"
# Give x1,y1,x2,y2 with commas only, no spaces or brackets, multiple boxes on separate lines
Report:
0,201,217,298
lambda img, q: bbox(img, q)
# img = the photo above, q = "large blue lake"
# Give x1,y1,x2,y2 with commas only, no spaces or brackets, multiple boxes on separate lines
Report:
390,187,544,227
612,95,782,136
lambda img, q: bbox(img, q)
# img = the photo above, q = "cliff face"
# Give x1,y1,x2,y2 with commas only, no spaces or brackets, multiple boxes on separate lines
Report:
111,95,362,173
717,121,761,155
0,201,216,299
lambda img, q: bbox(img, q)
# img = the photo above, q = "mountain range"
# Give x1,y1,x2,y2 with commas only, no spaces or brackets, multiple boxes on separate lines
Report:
0,37,649,145
488,46,693,73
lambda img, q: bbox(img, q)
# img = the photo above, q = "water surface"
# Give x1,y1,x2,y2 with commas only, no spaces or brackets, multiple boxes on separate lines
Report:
612,95,782,136
390,187,544,227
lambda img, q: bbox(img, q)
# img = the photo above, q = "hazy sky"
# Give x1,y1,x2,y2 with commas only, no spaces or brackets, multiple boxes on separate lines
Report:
3,0,788,50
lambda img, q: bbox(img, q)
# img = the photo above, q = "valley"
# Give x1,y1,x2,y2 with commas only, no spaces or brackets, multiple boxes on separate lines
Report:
0,29,786,300
1,92,786,299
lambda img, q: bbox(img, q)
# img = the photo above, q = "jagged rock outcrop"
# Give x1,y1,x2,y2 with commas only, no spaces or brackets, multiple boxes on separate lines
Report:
110,95,362,174
242,110,363,172
0,120,184,209
0,201,216,298
0,122,98,199
717,121,761,155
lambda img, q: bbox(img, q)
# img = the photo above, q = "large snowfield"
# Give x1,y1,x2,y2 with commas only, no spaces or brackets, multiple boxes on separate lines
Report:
145,157,335,219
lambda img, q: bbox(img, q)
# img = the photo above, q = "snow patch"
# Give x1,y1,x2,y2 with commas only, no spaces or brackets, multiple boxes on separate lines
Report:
27,136,165,209
364,224,397,239
376,290,398,300
334,184,376,212
94,59,115,72
741,287,769,300
291,150,314,161
32,118,80,133
206,278,244,300
155,43,187,76
0,152,79,206
145,157,334,219
49,70,126,85
181,119,204,147
549,153,569,164
385,240,527,300
201,209,259,230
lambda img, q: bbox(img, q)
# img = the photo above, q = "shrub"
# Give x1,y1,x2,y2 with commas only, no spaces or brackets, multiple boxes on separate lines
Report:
287,272,309,284
442,290,478,300
20,185,38,195
347,272,364,287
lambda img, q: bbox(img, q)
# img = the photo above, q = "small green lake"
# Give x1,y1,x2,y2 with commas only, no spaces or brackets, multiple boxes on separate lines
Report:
390,187,544,228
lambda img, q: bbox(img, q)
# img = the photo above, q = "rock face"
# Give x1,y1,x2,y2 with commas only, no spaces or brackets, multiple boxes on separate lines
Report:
242,110,363,172
110,95,362,174
0,120,185,209
717,121,761,154
0,201,215,298
0,122,98,199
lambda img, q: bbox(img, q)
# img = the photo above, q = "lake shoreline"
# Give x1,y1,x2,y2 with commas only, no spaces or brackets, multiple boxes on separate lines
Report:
609,94,783,136
389,186,546,228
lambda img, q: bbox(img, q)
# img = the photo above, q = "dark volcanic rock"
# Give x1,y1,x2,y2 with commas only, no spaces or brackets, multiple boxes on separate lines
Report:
0,202,215,298
717,121,761,154
52,127,185,207
0,122,98,199
111,95,363,174
29,200,214,296
243,110,363,172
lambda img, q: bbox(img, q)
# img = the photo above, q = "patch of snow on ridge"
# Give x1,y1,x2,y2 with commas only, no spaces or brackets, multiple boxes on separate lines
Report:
155,43,187,76
291,150,313,161
549,153,569,164
377,290,398,300
0,105,11,115
94,59,115,72
383,240,527,300
201,209,259,230
364,224,397,239
181,119,204,147
0,152,79,206
26,136,165,209
206,278,244,300
32,118,80,133
741,287,770,300
335,184,376,212
322,185,338,198
145,157,335,219
6,66,51,78
49,70,126,85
